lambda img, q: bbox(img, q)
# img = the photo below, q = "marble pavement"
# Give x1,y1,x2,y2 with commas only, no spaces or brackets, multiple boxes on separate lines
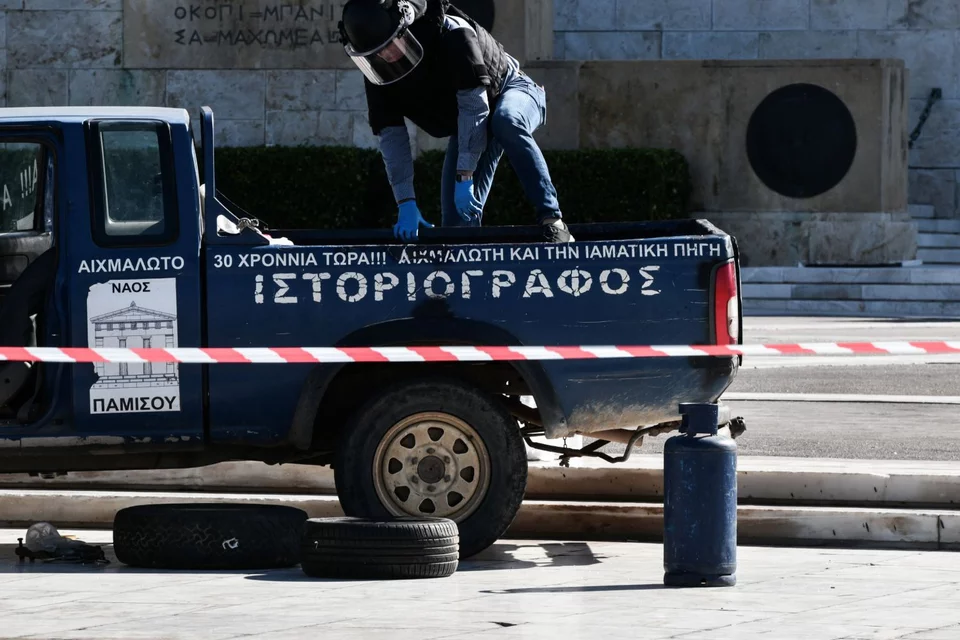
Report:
0,529,957,639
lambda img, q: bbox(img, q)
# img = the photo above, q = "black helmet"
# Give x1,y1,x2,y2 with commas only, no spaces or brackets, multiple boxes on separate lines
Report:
338,0,425,86
340,0,402,51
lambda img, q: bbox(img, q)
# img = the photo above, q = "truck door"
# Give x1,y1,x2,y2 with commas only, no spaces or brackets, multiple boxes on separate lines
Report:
67,117,204,440
0,130,59,422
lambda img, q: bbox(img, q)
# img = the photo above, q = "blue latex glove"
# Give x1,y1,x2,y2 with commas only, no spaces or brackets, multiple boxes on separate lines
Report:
393,200,433,242
454,178,483,222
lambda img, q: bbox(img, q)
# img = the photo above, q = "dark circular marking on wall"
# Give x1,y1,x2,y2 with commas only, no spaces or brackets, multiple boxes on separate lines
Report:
450,0,496,32
745,83,857,199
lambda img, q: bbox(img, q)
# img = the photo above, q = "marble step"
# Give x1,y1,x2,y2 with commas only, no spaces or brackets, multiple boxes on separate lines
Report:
744,283,960,302
742,266,960,285
917,219,960,233
0,489,955,549
743,298,960,317
909,204,936,219
918,233,960,249
917,248,960,264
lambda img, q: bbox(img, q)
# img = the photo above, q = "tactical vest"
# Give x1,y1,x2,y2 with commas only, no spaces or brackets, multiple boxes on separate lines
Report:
441,1,511,104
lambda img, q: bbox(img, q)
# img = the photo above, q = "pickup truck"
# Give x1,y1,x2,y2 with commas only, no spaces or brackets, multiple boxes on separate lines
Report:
0,106,743,558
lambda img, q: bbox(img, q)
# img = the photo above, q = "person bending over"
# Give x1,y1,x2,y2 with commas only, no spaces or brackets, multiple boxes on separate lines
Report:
338,0,574,243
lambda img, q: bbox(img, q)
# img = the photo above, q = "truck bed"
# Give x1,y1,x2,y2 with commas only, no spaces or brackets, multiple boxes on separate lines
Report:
203,214,741,442
267,219,728,247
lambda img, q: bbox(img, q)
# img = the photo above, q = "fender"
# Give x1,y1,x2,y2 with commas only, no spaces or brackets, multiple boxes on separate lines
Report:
286,316,567,450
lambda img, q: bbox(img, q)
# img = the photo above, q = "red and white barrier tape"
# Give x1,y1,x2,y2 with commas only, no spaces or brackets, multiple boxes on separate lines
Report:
0,342,959,364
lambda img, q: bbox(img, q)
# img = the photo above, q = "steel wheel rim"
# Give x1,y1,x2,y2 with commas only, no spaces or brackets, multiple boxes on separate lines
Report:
372,411,492,521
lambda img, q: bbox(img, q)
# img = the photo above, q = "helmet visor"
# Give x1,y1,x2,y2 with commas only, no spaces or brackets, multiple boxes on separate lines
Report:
345,27,423,86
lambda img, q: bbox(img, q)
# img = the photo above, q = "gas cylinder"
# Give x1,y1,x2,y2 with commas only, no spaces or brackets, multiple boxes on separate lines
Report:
663,402,737,587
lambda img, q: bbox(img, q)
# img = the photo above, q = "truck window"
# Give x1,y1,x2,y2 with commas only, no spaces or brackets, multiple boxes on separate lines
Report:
0,142,45,233
90,122,178,246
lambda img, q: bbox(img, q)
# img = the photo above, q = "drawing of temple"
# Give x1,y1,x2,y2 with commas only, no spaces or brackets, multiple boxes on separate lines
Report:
89,301,179,389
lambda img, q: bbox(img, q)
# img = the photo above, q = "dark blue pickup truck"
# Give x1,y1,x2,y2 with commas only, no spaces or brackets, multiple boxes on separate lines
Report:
0,106,742,557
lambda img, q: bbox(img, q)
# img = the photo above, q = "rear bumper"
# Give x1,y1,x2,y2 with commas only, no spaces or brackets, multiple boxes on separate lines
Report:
542,355,739,439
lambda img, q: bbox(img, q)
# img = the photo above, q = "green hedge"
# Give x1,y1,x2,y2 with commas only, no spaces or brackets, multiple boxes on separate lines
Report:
210,146,692,230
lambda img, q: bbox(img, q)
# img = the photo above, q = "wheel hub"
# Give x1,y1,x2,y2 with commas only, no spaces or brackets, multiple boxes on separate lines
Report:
373,412,492,521
416,455,445,484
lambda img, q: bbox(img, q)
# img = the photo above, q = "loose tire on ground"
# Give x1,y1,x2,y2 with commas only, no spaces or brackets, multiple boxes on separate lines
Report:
300,516,459,579
333,377,528,559
112,503,307,570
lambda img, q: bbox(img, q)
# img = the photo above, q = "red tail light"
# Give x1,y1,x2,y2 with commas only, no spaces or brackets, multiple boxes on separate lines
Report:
713,261,739,345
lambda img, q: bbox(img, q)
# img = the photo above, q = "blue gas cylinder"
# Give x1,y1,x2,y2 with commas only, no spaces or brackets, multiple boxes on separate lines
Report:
663,402,737,587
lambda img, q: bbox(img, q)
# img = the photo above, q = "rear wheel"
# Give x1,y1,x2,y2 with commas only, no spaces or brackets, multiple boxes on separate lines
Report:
333,377,527,559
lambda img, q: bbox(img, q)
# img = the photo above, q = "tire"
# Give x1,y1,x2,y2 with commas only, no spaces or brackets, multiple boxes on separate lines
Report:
300,516,459,579
333,377,527,559
112,503,307,570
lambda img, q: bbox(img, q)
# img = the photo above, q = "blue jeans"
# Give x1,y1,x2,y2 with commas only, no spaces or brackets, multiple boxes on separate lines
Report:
440,70,562,227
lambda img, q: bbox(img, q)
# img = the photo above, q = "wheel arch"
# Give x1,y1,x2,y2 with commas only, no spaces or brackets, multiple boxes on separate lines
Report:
286,317,565,451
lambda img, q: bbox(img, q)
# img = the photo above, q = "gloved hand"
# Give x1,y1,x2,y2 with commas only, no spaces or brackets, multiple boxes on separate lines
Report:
393,200,433,242
454,178,483,222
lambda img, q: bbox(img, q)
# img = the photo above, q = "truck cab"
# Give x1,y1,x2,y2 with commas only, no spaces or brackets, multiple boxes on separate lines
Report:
0,108,206,449
0,106,742,558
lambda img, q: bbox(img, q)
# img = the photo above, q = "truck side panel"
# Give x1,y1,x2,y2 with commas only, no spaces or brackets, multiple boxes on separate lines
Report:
202,234,737,443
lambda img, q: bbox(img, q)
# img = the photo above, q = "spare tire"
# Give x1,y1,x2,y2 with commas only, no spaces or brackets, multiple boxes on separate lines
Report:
113,503,307,570
300,517,459,579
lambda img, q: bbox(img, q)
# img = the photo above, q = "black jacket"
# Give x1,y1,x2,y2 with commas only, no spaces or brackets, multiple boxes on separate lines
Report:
365,0,512,138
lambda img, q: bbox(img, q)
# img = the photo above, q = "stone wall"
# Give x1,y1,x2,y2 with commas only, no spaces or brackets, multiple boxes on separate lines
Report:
0,0,549,154
523,58,915,267
525,59,907,214
554,0,960,217
0,0,951,216
2,0,419,149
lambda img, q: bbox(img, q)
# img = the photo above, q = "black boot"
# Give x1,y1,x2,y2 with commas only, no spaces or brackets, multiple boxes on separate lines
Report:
542,218,574,243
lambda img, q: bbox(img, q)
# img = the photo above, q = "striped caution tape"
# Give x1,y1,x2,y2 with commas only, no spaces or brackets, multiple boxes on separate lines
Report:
0,342,959,364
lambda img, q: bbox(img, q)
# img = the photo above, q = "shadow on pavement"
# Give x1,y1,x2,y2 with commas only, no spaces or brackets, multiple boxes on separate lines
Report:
0,540,606,581
0,542,283,577
480,583,667,595
245,542,606,582
457,542,605,572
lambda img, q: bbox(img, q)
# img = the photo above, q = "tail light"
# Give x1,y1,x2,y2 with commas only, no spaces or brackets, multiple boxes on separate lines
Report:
713,261,740,345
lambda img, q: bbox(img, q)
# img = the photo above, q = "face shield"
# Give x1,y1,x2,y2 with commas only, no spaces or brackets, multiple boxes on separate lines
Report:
345,23,423,86
342,1,424,86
